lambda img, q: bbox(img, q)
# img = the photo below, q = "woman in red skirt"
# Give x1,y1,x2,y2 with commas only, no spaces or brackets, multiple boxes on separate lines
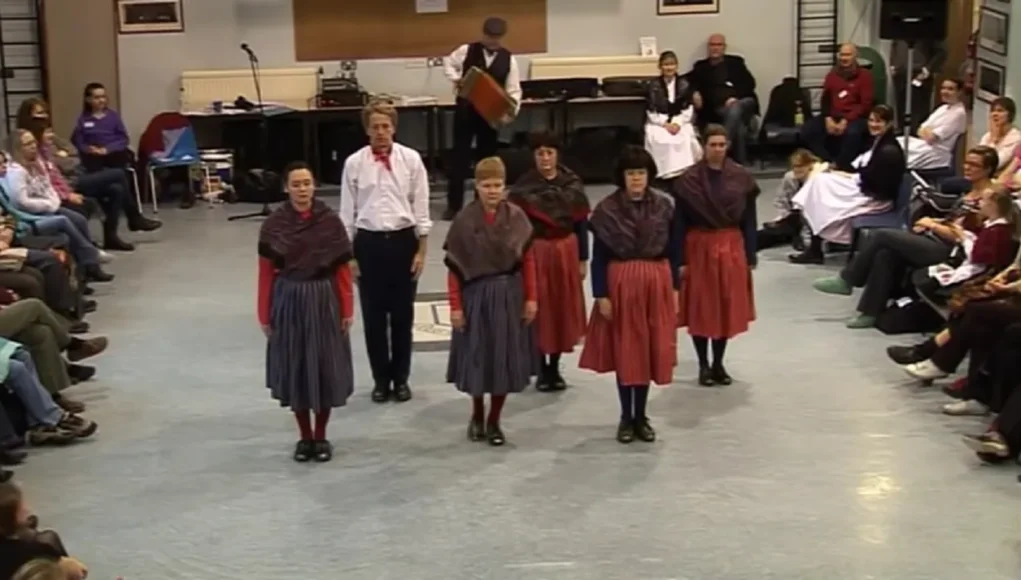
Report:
509,131,589,391
579,145,680,444
674,124,758,386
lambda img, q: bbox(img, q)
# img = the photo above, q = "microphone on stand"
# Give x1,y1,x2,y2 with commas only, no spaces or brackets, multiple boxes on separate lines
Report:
240,43,258,63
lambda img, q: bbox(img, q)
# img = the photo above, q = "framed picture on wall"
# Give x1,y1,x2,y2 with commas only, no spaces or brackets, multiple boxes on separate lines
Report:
975,59,1005,103
117,0,184,34
977,7,1009,56
657,0,720,16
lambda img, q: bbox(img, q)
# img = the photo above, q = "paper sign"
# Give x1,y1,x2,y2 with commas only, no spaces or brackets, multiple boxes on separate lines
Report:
416,0,448,13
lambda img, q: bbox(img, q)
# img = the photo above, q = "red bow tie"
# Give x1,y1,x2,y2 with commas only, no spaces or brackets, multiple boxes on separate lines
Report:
373,149,392,171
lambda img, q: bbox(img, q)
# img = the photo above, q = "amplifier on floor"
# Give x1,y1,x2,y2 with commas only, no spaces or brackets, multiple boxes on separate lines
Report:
601,76,655,98
318,77,368,108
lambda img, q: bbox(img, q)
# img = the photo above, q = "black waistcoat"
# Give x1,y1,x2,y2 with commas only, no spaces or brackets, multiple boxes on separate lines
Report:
462,41,511,86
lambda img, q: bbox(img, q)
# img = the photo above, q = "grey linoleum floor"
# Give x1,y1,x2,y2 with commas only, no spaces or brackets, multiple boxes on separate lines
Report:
12,181,1021,580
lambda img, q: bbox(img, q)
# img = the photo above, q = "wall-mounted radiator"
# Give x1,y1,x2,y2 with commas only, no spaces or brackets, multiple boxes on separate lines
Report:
179,67,319,112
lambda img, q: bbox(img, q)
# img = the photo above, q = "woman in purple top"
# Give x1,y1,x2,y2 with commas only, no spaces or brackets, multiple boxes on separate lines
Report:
71,83,133,172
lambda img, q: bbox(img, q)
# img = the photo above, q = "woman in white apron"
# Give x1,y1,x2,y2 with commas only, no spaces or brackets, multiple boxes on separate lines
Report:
789,105,906,264
644,51,701,184
900,78,968,170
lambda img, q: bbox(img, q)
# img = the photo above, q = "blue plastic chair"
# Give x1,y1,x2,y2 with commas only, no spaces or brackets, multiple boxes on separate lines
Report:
848,173,914,258
144,122,208,213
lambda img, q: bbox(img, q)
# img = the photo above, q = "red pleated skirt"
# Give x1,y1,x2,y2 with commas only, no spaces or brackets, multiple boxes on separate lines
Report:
532,235,587,354
578,259,677,386
677,228,756,339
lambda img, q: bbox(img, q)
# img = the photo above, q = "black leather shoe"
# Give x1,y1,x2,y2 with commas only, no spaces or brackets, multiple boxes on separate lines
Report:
787,249,824,265
634,417,656,442
393,383,412,403
486,423,505,446
85,265,114,283
616,420,635,444
69,321,90,334
698,366,715,386
313,440,333,462
548,367,568,391
83,300,98,314
467,420,485,442
711,365,733,386
68,363,96,383
128,216,162,232
83,286,95,296
535,364,554,392
886,343,930,365
293,440,313,462
371,382,391,403
0,470,10,483
0,448,26,465
103,237,135,252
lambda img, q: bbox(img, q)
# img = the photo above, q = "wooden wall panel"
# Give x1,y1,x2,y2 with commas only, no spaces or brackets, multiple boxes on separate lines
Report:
292,0,547,61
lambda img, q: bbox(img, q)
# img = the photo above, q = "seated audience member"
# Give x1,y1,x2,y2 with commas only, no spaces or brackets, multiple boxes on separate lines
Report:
900,285,1021,384
22,120,101,224
0,298,107,413
0,483,88,580
790,104,903,264
757,148,823,250
813,185,1016,328
961,323,1021,459
5,130,113,283
800,43,874,170
0,401,25,467
35,122,160,250
0,337,97,444
71,82,133,172
645,50,701,182
688,33,758,164
898,78,967,170
979,97,1021,175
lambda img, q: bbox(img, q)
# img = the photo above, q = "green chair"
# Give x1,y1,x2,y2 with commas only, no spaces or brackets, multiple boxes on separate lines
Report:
857,46,888,107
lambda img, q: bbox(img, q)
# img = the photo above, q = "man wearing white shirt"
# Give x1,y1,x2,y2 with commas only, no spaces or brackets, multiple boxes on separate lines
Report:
442,16,522,220
899,78,967,170
340,101,432,404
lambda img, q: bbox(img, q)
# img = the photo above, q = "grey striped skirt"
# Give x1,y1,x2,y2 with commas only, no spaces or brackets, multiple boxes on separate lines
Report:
446,272,539,397
266,276,354,412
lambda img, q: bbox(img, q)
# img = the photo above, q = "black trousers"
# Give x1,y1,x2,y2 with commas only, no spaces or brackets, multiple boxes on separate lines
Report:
799,116,869,170
962,322,1021,412
840,229,952,317
75,167,139,236
933,299,1021,373
80,150,132,173
354,227,418,385
893,73,934,134
24,250,79,319
446,102,499,213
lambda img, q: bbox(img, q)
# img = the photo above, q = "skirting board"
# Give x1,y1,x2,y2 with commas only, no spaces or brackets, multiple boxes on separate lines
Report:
529,55,659,80
179,67,319,112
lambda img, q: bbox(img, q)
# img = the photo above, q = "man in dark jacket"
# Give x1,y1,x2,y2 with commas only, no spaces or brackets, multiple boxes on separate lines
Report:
800,43,874,170
689,33,759,164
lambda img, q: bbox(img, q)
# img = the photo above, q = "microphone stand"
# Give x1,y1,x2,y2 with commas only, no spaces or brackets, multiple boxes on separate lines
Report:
228,45,274,221
901,40,916,163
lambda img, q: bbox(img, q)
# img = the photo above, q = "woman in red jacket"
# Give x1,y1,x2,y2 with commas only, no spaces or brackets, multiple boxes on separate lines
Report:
257,161,355,463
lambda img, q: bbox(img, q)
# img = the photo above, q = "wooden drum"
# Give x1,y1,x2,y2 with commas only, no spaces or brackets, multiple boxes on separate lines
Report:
458,66,515,128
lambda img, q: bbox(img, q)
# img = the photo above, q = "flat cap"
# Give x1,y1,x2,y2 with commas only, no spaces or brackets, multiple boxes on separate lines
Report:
482,17,507,37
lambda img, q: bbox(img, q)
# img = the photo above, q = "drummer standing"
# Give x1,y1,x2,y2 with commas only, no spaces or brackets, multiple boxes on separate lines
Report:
443,16,523,220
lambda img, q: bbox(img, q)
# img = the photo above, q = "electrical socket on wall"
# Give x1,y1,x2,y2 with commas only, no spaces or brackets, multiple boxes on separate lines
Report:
426,57,444,68
339,60,357,72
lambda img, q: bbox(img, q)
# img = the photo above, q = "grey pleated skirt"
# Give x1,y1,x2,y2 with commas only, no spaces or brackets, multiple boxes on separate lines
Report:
266,276,354,411
446,272,539,397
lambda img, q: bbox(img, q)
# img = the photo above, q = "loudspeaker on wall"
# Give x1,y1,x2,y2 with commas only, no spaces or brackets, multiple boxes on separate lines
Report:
879,0,949,41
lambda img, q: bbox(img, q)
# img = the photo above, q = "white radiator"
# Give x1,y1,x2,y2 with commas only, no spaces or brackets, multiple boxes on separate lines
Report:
179,67,319,112
529,55,659,81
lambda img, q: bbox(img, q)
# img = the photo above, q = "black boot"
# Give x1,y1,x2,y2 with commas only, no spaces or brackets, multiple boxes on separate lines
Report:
127,214,162,232
788,235,824,264
84,264,114,283
886,338,937,365
103,223,135,252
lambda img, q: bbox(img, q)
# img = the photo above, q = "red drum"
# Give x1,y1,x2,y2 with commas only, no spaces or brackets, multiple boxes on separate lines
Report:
458,66,515,127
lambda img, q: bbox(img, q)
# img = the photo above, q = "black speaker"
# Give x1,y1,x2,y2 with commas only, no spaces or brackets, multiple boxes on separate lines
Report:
879,0,949,40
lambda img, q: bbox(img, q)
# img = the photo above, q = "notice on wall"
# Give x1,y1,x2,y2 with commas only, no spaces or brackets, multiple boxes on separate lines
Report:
416,0,448,13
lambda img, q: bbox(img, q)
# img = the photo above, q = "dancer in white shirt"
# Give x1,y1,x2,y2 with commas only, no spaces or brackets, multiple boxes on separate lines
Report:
644,50,701,183
340,101,432,404
899,78,967,170
442,17,523,220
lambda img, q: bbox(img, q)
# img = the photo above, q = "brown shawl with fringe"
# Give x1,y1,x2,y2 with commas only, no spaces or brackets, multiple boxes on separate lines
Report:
589,187,675,259
674,159,758,228
257,200,352,278
509,165,589,235
444,200,533,283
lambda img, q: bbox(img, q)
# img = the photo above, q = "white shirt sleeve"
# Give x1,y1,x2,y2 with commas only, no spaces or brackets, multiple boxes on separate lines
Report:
996,130,1021,171
408,152,433,237
506,56,523,115
7,164,58,214
444,44,469,83
932,106,966,142
646,110,668,126
339,155,359,242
